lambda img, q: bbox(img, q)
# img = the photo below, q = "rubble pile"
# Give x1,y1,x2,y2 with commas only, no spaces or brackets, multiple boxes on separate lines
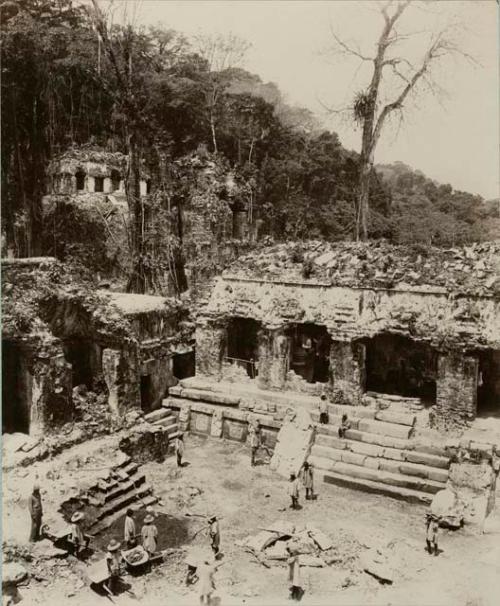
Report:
241,519,363,572
229,240,500,296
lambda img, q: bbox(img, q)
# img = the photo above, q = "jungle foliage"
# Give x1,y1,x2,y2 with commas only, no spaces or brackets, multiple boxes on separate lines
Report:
1,0,497,267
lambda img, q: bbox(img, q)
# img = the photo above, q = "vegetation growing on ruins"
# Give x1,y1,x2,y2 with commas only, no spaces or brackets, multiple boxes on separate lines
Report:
1,0,498,289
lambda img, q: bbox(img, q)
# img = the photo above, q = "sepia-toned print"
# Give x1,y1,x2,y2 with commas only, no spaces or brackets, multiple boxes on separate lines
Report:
1,1,499,605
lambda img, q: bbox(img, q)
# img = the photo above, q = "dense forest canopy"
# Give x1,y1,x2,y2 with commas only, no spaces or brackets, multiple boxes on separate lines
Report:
1,0,497,264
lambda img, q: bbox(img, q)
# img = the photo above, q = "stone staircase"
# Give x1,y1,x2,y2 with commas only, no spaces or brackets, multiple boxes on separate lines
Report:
61,455,158,536
308,403,450,504
144,406,181,441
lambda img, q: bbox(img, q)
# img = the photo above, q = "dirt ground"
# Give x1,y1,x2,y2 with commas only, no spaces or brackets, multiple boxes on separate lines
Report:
3,433,500,606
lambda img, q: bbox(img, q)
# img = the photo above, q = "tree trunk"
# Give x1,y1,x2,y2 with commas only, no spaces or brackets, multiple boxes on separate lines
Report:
357,159,371,241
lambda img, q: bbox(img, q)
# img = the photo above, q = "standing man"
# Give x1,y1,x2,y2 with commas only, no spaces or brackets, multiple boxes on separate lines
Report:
175,433,185,468
287,546,303,600
29,484,43,542
288,473,300,510
105,539,122,595
425,513,439,556
198,559,217,605
70,511,88,558
300,461,314,501
124,508,136,548
250,424,261,467
318,395,329,425
208,515,220,558
141,514,158,555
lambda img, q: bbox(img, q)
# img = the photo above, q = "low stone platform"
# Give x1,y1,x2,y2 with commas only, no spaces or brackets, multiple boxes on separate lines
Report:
168,376,452,503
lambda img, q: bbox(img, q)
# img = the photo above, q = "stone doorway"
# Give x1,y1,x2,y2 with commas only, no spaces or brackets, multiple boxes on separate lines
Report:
477,350,500,417
173,350,195,380
63,338,97,389
226,317,261,378
286,324,331,384
364,334,437,402
140,374,154,413
2,340,31,434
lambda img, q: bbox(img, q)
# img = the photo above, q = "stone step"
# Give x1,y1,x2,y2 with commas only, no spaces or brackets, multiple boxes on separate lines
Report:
169,387,240,407
315,434,450,469
152,415,176,427
308,455,445,495
311,411,413,439
310,445,449,482
365,392,421,404
321,470,432,504
144,408,171,423
316,423,407,450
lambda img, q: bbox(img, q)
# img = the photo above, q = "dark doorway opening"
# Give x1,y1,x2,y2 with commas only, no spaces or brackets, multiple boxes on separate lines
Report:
226,317,261,378
111,170,121,192
2,340,30,434
477,350,500,417
364,334,437,402
286,324,331,383
173,350,195,380
94,176,104,192
63,339,94,389
76,170,85,191
140,375,153,413
231,201,247,239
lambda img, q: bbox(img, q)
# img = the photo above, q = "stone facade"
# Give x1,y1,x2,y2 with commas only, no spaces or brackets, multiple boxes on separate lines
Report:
1,258,194,436
196,243,500,427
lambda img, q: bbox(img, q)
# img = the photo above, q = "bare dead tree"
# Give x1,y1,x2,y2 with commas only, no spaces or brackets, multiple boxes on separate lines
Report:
194,32,251,153
328,0,475,241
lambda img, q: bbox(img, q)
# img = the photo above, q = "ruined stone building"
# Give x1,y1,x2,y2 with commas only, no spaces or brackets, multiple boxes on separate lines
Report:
196,241,500,426
45,148,151,201
1,257,194,438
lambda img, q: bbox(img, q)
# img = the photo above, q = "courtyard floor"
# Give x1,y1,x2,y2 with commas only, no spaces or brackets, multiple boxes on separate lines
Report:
3,433,500,606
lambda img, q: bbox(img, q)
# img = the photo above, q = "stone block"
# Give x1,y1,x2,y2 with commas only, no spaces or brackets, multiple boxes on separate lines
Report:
405,450,450,469
315,434,348,450
428,468,449,483
383,447,406,461
399,463,429,480
364,457,380,470
379,460,401,475
358,419,411,439
311,445,342,462
350,442,384,458
341,451,366,466
375,410,416,427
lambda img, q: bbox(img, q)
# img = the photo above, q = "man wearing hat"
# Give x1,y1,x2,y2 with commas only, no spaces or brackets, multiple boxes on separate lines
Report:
208,515,220,558
70,511,88,557
29,484,43,542
105,539,122,594
141,514,158,555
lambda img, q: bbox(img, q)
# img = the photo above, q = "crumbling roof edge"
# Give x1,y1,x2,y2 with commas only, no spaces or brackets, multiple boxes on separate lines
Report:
221,274,497,300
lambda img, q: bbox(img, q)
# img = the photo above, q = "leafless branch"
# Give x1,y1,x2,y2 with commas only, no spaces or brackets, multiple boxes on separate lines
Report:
328,23,373,62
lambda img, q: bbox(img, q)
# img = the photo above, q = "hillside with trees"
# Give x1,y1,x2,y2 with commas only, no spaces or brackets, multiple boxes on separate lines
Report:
1,0,497,291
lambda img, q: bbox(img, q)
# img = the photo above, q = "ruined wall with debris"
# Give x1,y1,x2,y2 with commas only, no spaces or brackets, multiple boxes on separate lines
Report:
196,241,500,426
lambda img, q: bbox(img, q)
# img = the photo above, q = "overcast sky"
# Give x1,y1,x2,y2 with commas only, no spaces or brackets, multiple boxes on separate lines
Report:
109,0,498,199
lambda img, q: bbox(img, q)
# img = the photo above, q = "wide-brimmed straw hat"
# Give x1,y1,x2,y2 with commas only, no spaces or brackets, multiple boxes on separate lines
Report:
71,511,84,523
144,514,154,524
107,539,121,552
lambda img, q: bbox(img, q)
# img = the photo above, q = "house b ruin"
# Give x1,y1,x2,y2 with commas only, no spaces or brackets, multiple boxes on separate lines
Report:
196,241,500,426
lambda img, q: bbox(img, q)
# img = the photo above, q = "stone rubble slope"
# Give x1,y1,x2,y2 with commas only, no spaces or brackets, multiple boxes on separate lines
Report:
228,240,500,297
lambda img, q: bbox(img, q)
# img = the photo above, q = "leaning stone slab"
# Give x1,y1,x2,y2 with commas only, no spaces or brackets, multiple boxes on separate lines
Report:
375,410,416,427
245,531,280,552
306,525,332,550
